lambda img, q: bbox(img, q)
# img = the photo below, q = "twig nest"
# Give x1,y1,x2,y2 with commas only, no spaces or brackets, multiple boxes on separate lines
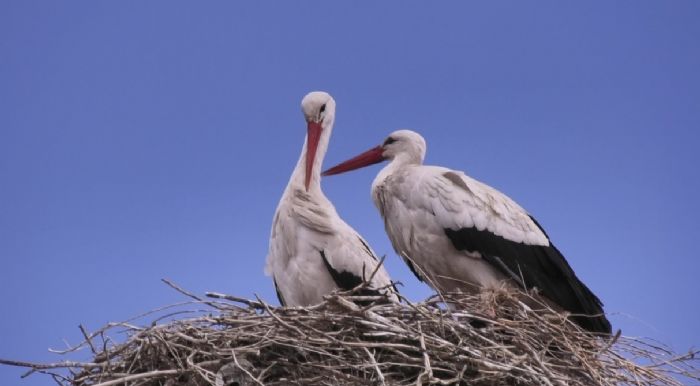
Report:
1,286,698,386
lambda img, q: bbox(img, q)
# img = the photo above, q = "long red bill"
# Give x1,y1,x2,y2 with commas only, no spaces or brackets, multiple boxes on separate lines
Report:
322,145,386,176
305,121,323,191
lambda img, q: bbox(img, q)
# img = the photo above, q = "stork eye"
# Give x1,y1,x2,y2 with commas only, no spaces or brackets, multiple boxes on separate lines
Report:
320,104,326,113
383,137,397,146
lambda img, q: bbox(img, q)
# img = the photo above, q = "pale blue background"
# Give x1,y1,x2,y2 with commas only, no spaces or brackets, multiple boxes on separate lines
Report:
2,2,699,385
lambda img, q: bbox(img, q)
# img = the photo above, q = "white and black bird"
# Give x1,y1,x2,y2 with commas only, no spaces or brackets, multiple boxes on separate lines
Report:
323,129,610,334
265,92,397,307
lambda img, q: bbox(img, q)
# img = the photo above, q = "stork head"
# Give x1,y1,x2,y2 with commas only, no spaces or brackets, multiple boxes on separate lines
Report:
322,129,426,176
379,130,426,162
301,91,336,190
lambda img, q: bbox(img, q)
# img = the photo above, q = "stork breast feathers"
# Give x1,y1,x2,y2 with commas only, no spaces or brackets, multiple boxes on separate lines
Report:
291,189,334,234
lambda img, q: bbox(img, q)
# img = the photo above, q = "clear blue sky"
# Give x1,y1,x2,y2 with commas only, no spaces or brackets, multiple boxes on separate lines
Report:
1,2,699,385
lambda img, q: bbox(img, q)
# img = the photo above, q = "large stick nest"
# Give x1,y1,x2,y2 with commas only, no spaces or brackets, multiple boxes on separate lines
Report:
2,280,698,386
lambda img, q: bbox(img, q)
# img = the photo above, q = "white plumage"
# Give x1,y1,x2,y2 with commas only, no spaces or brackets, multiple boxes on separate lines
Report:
324,129,610,333
265,92,397,307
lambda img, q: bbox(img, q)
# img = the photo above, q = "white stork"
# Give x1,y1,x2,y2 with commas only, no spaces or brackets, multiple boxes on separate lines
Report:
323,129,610,334
264,92,397,307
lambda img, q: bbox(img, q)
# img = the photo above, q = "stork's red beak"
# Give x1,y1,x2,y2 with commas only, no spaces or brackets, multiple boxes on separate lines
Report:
305,121,323,190
322,145,386,176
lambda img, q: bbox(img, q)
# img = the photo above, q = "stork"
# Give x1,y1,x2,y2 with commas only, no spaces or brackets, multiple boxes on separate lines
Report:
323,129,610,334
264,92,397,307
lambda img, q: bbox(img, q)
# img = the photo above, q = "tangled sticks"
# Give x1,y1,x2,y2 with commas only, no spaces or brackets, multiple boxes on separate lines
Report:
1,281,698,386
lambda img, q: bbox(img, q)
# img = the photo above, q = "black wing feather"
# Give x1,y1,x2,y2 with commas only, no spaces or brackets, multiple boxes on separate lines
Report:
320,250,364,290
403,256,425,283
444,227,611,334
273,276,286,307
319,250,392,305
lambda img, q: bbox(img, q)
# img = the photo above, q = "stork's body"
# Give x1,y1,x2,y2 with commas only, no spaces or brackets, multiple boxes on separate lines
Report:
324,130,610,334
265,92,396,307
